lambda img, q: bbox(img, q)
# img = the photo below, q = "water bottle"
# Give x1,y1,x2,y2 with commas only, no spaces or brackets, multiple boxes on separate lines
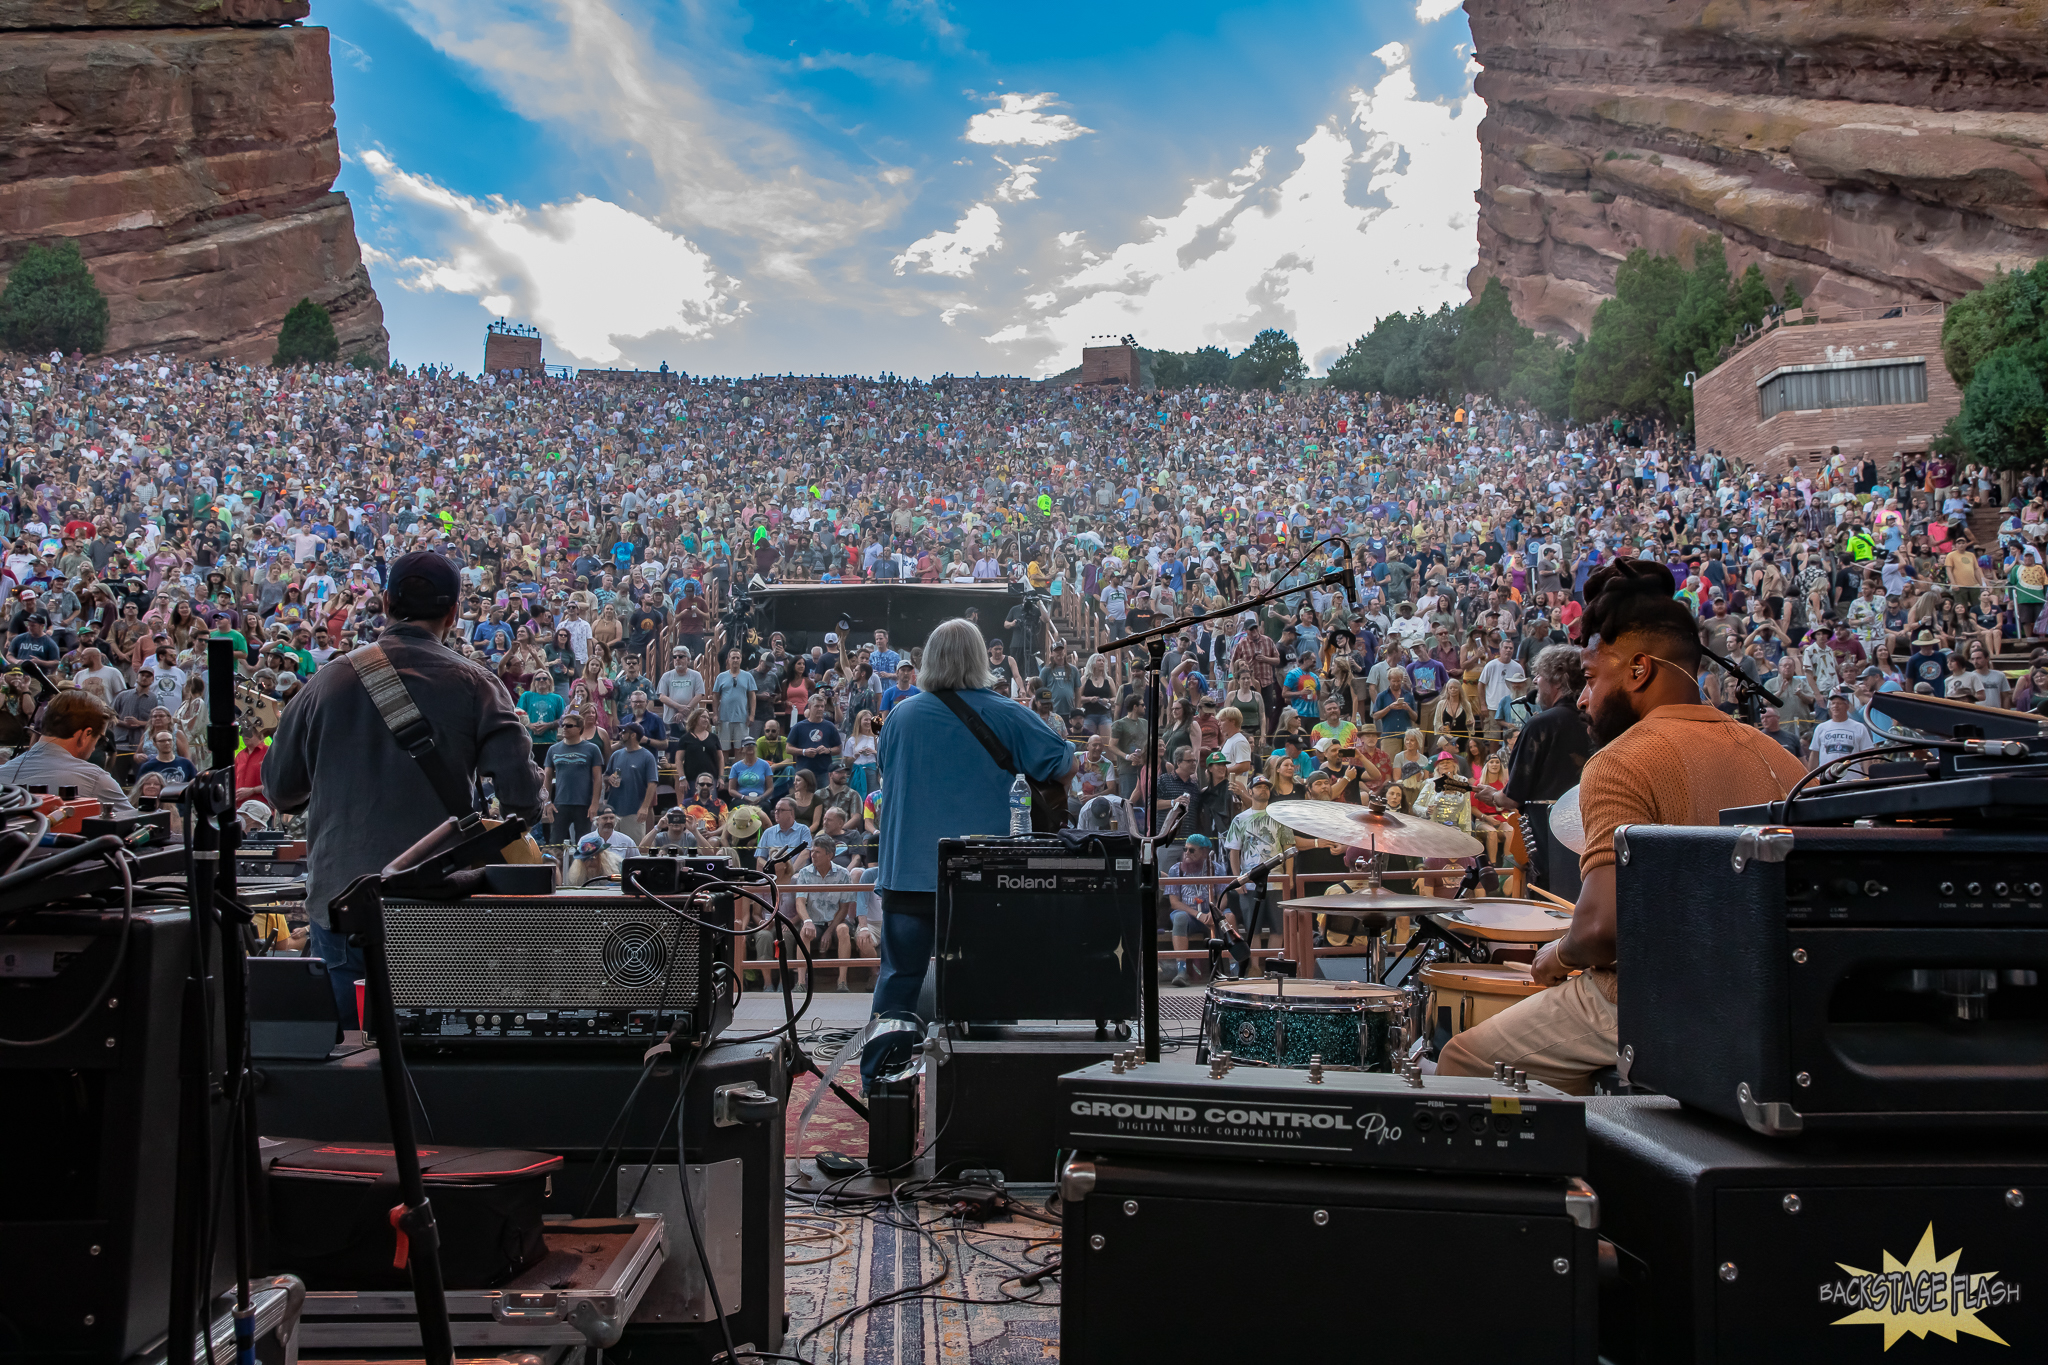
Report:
1008,772,1031,835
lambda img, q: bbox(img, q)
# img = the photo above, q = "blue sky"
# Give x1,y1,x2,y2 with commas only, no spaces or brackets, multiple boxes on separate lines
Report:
325,0,1482,378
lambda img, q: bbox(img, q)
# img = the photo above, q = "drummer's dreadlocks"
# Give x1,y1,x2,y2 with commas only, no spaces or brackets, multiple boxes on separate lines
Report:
1577,559,1702,673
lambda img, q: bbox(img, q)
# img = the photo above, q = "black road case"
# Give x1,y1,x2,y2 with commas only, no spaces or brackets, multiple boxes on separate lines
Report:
1059,1152,1597,1364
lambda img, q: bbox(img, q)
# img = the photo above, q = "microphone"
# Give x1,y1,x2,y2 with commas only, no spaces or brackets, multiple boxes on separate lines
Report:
1154,791,1192,842
1214,846,1295,899
1312,564,1355,605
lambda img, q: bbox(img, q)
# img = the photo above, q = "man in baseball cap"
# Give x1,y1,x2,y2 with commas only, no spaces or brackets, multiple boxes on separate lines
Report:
260,545,542,1033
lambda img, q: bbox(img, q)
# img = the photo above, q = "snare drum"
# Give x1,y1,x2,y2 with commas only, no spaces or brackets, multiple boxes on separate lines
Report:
1199,978,1405,1070
1420,962,1544,1040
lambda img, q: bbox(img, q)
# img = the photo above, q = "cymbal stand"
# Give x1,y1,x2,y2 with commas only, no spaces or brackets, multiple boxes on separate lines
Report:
1114,534,1356,1061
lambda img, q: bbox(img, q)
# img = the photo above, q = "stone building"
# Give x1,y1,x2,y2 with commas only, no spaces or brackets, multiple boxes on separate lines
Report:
1076,344,1139,387
484,319,543,374
1691,304,1959,479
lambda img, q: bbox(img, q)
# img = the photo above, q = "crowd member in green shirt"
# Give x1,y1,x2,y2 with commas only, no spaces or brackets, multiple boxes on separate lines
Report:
519,670,567,766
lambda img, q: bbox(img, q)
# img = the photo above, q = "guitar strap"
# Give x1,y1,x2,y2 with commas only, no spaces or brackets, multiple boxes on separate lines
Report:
347,642,476,819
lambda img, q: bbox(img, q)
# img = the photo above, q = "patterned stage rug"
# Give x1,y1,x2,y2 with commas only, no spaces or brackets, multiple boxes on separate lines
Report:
788,1071,870,1159
782,1195,1063,1364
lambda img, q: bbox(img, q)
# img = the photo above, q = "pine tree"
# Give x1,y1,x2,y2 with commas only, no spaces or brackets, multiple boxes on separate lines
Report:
1730,264,1774,332
0,240,110,355
272,297,339,366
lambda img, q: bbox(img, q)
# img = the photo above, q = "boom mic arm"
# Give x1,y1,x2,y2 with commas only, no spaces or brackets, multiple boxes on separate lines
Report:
1697,642,1779,712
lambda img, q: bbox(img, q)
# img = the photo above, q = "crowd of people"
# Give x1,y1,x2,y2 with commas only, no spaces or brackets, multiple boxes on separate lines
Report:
3,344,2042,986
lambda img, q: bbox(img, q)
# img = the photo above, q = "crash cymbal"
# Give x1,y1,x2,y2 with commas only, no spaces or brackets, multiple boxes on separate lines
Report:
1264,799,1484,860
1277,889,1443,913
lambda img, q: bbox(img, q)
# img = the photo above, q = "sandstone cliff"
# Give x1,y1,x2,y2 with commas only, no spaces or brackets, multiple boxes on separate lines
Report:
0,0,386,364
1465,0,2048,340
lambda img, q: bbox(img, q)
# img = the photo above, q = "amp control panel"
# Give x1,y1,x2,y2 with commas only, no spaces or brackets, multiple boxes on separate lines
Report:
1783,853,2048,924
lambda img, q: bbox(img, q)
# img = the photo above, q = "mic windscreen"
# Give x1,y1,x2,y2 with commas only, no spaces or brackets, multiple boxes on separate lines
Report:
207,636,237,730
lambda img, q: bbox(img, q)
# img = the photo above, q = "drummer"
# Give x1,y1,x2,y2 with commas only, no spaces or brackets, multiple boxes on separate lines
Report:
1437,560,1804,1094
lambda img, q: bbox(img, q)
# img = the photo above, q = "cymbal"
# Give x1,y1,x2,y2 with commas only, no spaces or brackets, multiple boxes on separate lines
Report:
1278,889,1443,913
1427,899,1573,943
1265,799,1484,860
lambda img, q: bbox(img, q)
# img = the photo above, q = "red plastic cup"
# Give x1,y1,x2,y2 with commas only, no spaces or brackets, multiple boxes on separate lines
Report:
354,978,368,1035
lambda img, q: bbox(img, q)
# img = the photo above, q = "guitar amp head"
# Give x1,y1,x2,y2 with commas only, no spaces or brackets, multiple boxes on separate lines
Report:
381,893,734,1048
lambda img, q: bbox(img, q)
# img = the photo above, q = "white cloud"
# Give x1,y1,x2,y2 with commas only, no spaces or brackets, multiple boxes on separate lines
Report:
892,202,1004,277
793,49,927,84
978,41,1482,374
1415,0,1463,21
964,92,1092,147
379,1,907,272
991,157,1045,202
890,159,1043,277
361,150,739,365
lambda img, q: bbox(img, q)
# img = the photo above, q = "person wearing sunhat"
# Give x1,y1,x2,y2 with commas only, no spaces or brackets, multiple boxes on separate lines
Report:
1903,628,1948,689
563,829,621,888
1415,750,1485,896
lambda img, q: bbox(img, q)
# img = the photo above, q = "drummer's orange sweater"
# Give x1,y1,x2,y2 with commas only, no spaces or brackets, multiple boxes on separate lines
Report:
1575,705,1807,1000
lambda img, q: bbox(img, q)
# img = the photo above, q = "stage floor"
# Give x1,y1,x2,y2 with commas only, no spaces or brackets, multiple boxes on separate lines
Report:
738,985,1217,1067
781,1168,1063,1365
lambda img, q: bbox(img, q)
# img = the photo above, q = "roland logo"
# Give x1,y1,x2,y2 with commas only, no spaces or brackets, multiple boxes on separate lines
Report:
998,874,1058,890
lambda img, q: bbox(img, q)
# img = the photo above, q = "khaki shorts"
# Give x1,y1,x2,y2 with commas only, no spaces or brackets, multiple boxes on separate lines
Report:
1436,972,1618,1096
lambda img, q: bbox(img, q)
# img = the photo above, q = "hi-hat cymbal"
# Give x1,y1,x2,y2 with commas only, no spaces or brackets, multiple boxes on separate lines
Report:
1265,799,1484,860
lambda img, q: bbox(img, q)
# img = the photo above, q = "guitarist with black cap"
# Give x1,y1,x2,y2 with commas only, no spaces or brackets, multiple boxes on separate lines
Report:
263,550,544,1029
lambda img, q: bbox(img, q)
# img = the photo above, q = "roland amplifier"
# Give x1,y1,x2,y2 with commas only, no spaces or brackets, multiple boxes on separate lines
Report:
383,893,734,1047
936,835,1140,1024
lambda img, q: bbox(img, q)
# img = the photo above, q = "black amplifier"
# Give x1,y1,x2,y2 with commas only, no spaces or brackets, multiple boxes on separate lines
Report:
1055,1059,1585,1176
0,907,234,1362
383,892,734,1047
1615,825,2048,1135
1060,1153,1598,1364
936,835,1140,1023
1590,1095,2043,1363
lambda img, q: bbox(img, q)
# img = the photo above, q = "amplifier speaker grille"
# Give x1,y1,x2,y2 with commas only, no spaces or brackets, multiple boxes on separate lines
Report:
383,898,701,1009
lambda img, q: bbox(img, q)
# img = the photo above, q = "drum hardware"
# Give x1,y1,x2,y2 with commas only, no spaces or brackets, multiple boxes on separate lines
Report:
1282,889,1440,984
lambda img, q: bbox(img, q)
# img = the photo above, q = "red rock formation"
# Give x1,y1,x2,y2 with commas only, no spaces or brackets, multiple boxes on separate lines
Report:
0,0,385,363
1465,0,2048,339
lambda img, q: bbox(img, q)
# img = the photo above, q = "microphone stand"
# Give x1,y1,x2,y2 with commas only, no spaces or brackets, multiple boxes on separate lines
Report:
1699,641,1777,727
1111,537,1353,1061
327,814,531,1365
167,637,257,1365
